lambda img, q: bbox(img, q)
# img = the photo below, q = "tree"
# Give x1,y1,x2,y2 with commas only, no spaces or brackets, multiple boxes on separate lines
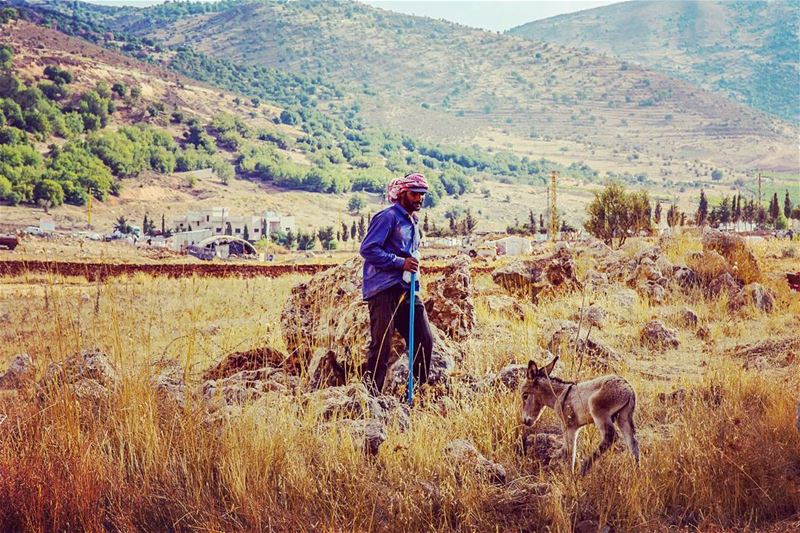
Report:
33,179,63,209
243,225,250,241
423,213,429,233
161,214,166,235
784,190,793,219
653,202,662,225
347,194,365,214
358,215,366,240
528,209,537,234
225,222,232,236
697,189,708,226
719,196,731,228
768,192,780,222
341,221,349,242
539,214,545,234
711,169,723,181
297,230,316,250
318,226,336,250
350,221,357,242
584,181,652,248
114,216,132,234
464,209,477,234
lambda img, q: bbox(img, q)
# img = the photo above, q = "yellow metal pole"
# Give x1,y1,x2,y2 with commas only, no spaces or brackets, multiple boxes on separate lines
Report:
87,187,92,228
549,171,558,242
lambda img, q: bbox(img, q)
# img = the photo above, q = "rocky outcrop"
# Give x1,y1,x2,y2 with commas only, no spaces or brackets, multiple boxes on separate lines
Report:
482,295,526,320
37,349,118,403
150,358,187,407
523,427,564,466
0,354,35,390
445,439,506,484
480,363,527,391
281,256,466,392
201,367,298,407
702,229,761,284
728,283,776,313
423,255,475,341
202,346,293,381
687,250,731,286
547,321,620,370
676,307,699,328
707,272,742,298
492,246,582,302
640,320,680,350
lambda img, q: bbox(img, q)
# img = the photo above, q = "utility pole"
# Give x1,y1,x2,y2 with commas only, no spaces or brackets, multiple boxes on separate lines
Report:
86,187,92,228
549,170,558,242
757,172,762,207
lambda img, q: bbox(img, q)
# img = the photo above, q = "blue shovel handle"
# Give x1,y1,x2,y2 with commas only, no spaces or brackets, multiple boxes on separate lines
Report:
407,272,416,406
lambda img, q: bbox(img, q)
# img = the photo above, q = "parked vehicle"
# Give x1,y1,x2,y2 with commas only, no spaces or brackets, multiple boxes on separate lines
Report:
0,234,19,250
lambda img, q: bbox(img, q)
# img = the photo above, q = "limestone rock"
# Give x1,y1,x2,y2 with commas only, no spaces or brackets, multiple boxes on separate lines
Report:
728,283,775,313
702,229,761,284
524,431,564,466
640,320,680,350
383,327,457,396
677,307,699,328
150,358,187,407
306,348,348,390
481,363,527,391
584,305,606,330
37,348,118,402
492,247,582,303
202,346,293,381
687,250,731,285
482,295,526,320
445,439,507,484
547,321,621,370
0,354,35,390
423,255,475,341
707,272,742,298
304,383,410,428
673,266,700,290
613,288,639,308
201,367,298,407
330,418,388,456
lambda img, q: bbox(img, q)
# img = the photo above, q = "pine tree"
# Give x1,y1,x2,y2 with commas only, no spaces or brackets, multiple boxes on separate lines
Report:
697,189,708,225
358,215,366,240
350,220,357,241
769,192,780,222
142,214,149,236
243,225,249,241
341,221,349,242
465,209,477,234
654,202,662,225
161,214,165,235
719,196,731,227
785,190,793,219
423,213,429,233
528,209,536,233
539,214,545,233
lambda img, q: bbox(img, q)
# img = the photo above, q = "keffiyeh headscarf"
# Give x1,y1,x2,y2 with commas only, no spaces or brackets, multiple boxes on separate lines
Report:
387,173,429,203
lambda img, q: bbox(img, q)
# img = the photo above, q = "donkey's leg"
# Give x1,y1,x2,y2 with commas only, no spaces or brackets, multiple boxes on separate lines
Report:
617,400,640,464
561,425,582,473
580,418,615,476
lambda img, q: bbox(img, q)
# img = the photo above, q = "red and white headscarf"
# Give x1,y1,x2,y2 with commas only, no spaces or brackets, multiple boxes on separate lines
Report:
387,172,428,203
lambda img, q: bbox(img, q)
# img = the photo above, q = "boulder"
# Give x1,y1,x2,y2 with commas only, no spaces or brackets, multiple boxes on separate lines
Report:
728,283,776,313
547,321,620,370
202,346,294,381
702,229,761,284
150,358,187,407
423,255,475,341
445,439,507,484
612,288,639,308
687,250,731,285
304,383,410,430
281,256,465,391
523,431,564,466
584,305,606,330
677,307,699,328
383,328,457,396
673,266,700,290
491,247,582,302
201,367,298,407
306,348,348,390
330,418,387,456
707,272,742,298
0,354,35,390
481,363,527,391
482,295,526,320
584,270,610,291
640,320,680,350
37,349,118,402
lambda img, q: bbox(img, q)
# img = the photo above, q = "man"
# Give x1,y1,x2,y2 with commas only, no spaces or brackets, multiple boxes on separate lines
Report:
359,172,434,395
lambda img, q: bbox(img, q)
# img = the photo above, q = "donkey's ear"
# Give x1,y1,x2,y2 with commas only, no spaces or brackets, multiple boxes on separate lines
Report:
527,360,538,378
543,356,559,376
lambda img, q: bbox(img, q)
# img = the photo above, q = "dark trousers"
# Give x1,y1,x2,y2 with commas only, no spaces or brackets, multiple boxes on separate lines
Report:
363,284,433,395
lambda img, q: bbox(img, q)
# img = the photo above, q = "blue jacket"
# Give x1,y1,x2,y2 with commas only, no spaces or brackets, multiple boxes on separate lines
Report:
360,203,420,300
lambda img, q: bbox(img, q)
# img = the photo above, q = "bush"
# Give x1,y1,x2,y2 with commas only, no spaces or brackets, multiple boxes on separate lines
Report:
33,179,64,207
584,181,652,248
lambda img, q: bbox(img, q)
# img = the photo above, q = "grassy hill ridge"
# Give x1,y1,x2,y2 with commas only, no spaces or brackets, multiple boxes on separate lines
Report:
508,0,800,123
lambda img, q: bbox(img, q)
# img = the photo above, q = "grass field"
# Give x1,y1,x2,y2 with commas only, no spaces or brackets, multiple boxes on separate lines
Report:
0,235,798,531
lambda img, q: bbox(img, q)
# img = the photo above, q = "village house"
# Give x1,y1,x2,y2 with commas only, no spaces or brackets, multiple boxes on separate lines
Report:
171,207,295,242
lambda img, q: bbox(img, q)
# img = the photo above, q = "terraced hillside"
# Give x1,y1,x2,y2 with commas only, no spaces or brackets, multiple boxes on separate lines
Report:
78,0,799,175
509,0,800,123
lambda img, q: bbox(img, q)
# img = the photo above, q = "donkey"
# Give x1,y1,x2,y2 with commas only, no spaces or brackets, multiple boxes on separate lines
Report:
521,357,640,475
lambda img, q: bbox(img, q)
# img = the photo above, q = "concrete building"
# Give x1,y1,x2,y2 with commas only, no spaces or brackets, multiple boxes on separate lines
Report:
172,207,295,241
171,228,212,249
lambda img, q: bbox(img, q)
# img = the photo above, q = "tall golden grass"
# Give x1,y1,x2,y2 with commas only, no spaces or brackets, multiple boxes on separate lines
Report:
0,235,798,531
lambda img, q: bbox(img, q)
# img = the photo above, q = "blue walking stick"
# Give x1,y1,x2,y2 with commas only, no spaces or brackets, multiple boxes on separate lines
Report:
407,271,416,406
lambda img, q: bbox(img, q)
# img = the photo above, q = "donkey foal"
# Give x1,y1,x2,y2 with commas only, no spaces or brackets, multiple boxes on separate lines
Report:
521,357,640,475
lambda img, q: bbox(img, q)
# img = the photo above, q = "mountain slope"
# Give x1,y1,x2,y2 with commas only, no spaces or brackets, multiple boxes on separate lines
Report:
509,0,800,123
65,0,798,175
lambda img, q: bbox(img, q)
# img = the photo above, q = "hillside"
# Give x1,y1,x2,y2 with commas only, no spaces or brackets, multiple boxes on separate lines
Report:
509,0,800,123
59,0,798,177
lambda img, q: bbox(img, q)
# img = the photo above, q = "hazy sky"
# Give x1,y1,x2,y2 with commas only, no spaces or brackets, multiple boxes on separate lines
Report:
363,1,620,31
86,0,620,32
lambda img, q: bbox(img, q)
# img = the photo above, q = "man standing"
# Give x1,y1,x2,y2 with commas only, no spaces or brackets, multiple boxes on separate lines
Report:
360,172,434,395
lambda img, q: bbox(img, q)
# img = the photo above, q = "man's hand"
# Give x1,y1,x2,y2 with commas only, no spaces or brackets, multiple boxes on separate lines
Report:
402,256,419,272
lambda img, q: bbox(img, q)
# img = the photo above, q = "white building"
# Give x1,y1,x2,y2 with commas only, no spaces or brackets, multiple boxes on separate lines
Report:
172,207,295,241
171,228,212,249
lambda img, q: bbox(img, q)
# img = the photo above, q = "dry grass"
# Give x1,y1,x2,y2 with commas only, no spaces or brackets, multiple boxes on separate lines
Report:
1,235,799,532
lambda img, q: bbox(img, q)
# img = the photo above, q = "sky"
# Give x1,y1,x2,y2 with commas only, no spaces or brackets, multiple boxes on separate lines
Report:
362,1,620,31
85,0,620,32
